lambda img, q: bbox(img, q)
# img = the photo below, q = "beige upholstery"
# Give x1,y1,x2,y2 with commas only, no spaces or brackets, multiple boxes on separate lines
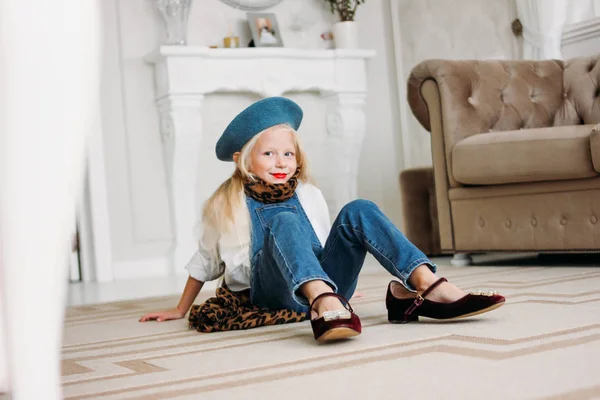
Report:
452,125,598,185
406,55,600,253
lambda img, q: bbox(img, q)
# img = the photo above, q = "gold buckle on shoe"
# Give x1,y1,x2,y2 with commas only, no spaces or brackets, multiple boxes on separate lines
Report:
415,294,424,306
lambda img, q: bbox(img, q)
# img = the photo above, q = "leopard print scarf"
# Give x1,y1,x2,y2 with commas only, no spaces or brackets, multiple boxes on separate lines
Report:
243,169,300,204
189,287,307,332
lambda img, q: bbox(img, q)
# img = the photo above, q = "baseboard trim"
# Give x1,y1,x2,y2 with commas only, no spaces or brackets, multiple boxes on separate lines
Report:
108,258,219,293
112,257,171,281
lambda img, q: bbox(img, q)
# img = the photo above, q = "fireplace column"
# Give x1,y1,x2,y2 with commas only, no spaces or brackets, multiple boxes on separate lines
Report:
157,94,205,271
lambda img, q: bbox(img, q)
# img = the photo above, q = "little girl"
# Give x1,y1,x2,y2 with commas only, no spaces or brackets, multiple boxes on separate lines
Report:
140,97,505,342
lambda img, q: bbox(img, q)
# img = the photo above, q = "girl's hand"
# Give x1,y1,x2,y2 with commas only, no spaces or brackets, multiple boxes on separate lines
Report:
139,308,185,322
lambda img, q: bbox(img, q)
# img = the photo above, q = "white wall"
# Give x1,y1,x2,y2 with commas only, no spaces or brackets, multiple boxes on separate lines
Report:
356,0,406,227
96,0,521,281
392,0,520,169
98,0,363,279
561,1,600,59
564,0,600,23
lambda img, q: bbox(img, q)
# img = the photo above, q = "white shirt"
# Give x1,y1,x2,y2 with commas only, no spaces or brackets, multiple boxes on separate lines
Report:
185,183,331,291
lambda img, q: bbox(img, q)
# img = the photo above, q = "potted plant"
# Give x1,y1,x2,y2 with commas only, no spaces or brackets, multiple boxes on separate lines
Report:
324,0,366,48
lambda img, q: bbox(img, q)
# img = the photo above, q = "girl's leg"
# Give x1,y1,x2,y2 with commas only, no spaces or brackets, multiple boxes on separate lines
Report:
407,265,465,302
250,211,345,315
320,200,465,301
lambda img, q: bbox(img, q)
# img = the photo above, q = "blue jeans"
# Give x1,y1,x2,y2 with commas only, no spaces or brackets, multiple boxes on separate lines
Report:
250,199,436,312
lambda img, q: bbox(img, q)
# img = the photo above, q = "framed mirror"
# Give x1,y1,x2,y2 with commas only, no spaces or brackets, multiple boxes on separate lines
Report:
218,0,285,11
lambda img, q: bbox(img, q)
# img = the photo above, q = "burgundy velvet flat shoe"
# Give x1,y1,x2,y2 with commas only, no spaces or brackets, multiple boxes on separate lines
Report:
310,292,362,342
386,278,505,323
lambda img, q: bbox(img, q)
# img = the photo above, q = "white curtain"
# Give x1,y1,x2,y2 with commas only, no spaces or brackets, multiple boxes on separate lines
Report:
0,0,101,398
516,0,570,59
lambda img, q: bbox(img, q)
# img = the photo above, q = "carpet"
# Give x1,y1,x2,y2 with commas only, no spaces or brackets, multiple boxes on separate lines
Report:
62,263,600,400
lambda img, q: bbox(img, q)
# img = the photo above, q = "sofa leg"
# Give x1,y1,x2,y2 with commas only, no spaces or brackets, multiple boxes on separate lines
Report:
451,253,473,266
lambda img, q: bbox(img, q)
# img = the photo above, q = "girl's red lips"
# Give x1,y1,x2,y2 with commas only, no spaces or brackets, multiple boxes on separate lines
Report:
271,173,287,179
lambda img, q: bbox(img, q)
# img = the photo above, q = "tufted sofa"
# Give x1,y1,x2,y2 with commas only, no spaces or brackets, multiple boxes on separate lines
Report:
406,55,600,260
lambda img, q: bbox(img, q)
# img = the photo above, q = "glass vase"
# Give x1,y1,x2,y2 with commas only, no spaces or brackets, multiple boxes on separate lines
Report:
156,0,193,45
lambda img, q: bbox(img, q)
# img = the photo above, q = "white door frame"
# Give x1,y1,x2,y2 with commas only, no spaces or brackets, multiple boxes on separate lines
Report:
76,0,120,283
77,113,114,282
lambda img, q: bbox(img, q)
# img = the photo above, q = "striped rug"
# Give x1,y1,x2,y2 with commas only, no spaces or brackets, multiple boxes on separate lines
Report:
62,263,600,400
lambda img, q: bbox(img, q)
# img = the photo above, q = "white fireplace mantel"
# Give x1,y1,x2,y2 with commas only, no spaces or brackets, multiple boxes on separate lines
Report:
147,46,375,271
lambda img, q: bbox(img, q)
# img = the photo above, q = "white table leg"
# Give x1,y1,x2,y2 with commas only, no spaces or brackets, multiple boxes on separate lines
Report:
0,1,100,398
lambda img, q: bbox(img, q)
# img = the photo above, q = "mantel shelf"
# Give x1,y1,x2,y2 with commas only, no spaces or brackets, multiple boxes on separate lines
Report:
147,46,376,99
147,46,376,61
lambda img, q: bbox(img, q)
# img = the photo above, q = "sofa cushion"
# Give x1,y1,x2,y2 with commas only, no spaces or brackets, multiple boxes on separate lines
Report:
452,125,598,185
592,124,600,173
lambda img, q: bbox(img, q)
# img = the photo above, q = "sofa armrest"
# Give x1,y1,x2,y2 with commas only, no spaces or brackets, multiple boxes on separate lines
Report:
592,124,600,173
419,80,455,251
562,56,600,125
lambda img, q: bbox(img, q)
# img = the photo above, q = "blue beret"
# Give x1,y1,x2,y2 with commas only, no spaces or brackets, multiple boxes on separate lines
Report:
216,97,303,161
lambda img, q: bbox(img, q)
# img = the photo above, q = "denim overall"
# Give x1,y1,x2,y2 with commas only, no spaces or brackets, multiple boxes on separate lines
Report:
247,194,436,313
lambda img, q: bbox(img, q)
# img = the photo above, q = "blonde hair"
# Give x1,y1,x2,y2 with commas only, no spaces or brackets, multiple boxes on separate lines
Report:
200,124,311,258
